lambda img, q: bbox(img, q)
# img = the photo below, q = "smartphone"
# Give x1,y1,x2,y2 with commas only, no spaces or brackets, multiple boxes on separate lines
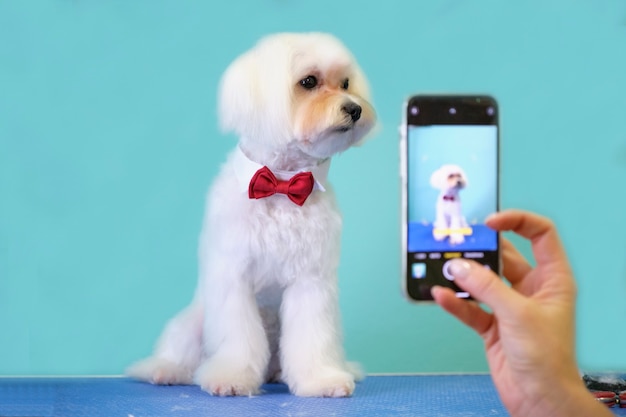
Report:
400,95,500,302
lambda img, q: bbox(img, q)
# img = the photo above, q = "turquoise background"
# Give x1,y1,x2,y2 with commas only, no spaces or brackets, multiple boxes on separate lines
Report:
1,0,625,375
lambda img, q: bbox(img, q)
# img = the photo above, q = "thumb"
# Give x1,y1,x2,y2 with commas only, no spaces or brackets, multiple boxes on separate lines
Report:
448,259,521,315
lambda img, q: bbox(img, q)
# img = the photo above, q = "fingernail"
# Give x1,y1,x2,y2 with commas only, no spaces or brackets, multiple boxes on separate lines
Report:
449,259,472,280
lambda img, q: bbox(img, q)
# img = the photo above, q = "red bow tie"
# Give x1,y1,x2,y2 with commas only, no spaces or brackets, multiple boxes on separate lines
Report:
443,195,456,201
248,166,315,206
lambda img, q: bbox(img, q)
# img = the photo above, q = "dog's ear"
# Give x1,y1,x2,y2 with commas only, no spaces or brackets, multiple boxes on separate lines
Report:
218,36,293,146
349,62,372,103
218,51,260,138
430,167,445,189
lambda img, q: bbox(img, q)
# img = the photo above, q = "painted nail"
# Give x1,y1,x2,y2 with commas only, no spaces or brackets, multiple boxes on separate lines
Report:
448,259,472,280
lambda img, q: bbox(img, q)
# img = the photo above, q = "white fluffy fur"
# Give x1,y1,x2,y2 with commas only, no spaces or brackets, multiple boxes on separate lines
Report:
430,164,469,245
127,32,375,398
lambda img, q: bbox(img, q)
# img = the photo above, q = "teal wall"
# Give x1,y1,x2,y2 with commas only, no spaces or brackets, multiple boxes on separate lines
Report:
1,0,625,375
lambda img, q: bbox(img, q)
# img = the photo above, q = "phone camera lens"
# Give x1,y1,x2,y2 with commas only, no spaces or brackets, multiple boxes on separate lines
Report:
486,106,495,116
449,107,456,115
410,106,419,115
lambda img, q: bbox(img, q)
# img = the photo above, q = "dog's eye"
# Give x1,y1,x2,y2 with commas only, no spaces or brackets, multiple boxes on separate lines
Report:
341,79,349,90
299,75,318,89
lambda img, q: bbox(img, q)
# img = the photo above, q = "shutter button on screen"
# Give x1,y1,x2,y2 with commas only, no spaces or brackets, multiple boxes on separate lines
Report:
442,260,456,281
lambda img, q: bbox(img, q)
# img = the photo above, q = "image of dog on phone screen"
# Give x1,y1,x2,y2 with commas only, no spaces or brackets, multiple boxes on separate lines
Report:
430,164,470,245
407,124,497,253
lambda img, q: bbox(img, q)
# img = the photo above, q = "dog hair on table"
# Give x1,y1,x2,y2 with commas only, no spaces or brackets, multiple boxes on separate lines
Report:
127,32,376,398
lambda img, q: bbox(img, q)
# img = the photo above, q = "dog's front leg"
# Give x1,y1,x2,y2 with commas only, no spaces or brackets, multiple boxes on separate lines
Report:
433,200,448,241
449,209,467,245
280,278,354,397
194,273,269,396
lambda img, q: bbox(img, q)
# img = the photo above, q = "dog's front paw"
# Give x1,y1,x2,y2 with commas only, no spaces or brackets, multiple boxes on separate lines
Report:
433,229,447,241
126,357,194,385
290,367,355,397
194,359,262,396
449,233,465,245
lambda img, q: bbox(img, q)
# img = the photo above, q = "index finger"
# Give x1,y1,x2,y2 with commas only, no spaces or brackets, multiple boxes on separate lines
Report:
500,237,532,285
486,209,568,267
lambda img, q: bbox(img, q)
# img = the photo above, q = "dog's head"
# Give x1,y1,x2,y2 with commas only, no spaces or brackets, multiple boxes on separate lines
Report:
218,33,376,161
430,164,468,192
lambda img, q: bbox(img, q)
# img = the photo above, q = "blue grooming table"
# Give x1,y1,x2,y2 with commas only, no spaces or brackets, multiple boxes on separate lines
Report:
1,375,623,417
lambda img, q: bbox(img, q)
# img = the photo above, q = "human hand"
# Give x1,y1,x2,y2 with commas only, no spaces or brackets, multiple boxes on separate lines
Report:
432,209,610,417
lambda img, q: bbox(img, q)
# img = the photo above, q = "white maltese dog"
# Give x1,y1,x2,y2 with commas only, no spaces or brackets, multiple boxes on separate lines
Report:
127,32,376,398
430,164,469,245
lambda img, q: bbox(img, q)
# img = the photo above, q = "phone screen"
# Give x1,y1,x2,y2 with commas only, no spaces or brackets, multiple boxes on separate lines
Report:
402,95,499,301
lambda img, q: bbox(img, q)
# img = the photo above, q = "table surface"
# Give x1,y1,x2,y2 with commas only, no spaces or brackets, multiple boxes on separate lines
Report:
1,374,624,417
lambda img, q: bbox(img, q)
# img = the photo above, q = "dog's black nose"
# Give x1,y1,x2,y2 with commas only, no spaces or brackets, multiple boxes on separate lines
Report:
342,102,362,122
